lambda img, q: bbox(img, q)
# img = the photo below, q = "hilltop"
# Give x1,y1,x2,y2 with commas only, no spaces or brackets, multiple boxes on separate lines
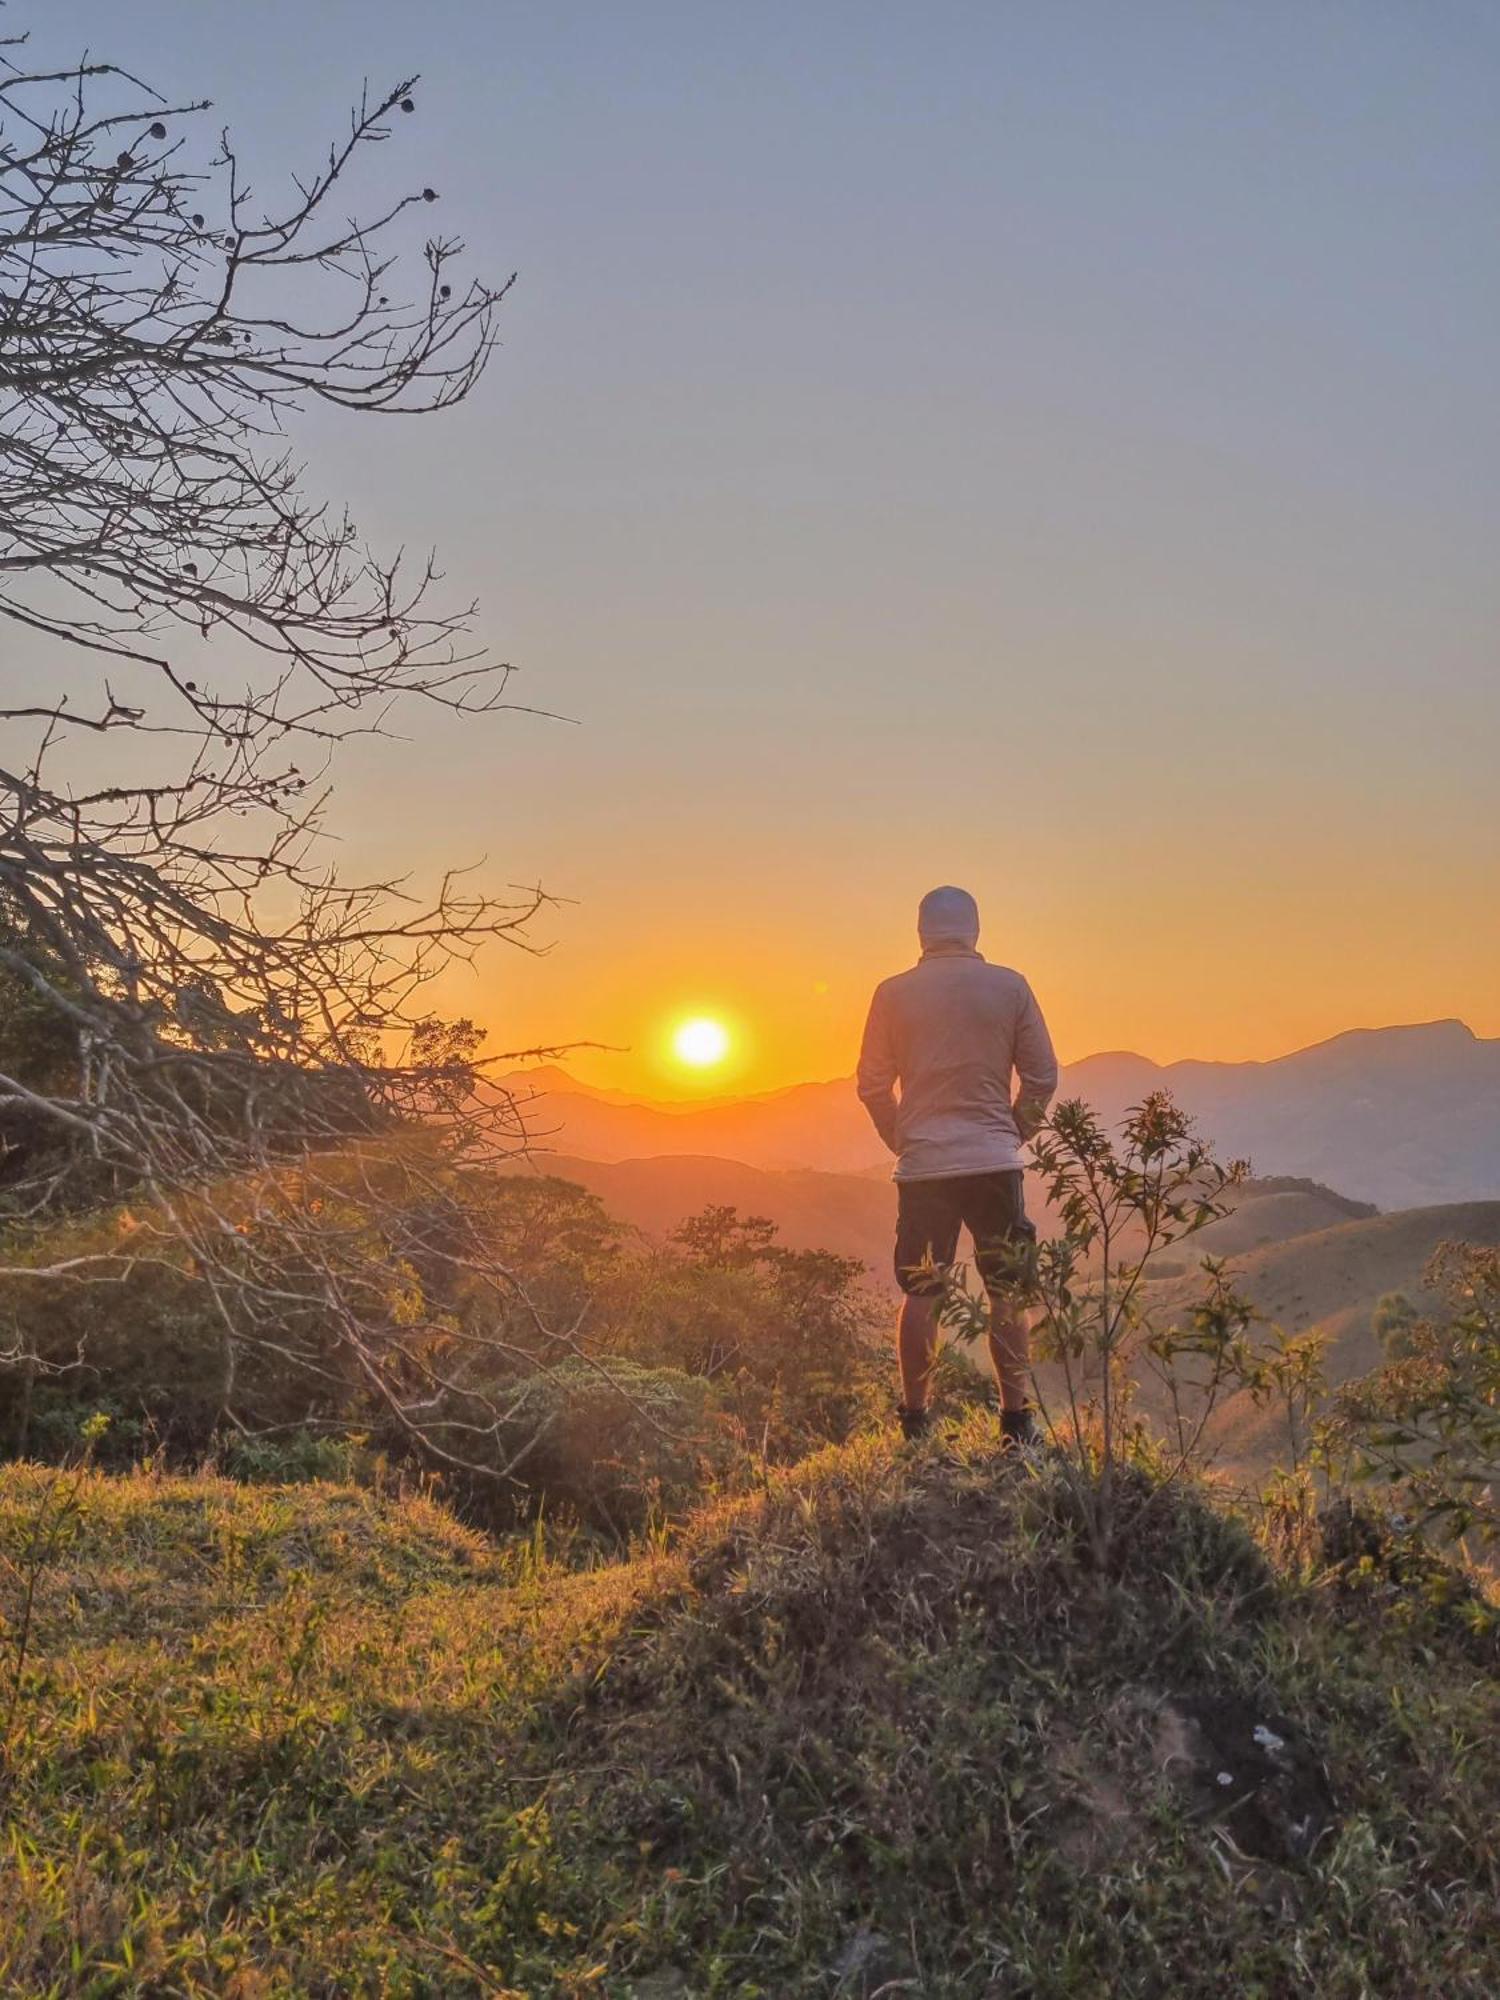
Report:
1184,1178,1376,1258
498,1018,1500,1210
4,1430,1496,1995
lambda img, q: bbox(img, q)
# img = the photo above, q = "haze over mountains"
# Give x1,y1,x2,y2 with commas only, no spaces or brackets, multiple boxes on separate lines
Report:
502,1019,1500,1212
521,1151,901,1276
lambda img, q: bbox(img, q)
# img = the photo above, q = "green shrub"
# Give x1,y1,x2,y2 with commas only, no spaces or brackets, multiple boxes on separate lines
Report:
0,1179,885,1542
597,1206,887,1463
1329,1244,1500,1553
1373,1288,1420,1356
220,1429,369,1486
482,1356,729,1536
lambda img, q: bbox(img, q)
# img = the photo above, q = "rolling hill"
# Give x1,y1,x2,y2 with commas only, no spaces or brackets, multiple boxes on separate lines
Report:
1184,1178,1376,1258
503,1150,1382,1301
490,1063,884,1175
496,1018,1500,1211
1171,1200,1500,1476
502,1149,900,1277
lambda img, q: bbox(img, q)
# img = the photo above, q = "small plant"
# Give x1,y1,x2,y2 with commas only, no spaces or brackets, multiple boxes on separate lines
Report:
220,1428,366,1486
1252,1322,1329,1476
0,1410,109,1770
1372,1290,1420,1358
940,1093,1257,1563
1245,1324,1329,1571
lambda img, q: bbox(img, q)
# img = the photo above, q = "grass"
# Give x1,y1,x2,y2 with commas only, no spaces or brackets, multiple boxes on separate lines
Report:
0,1426,1497,1995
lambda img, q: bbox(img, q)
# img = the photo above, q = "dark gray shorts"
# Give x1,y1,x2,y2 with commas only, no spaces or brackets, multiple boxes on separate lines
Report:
894,1169,1036,1295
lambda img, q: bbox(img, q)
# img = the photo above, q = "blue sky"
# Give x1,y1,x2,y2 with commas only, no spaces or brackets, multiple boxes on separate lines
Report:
35,1,1500,1087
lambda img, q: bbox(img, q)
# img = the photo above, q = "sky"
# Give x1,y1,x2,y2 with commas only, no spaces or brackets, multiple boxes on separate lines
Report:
38,2,1500,1096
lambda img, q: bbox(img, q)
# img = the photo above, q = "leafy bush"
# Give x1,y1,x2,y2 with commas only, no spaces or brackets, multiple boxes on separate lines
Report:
594,1205,886,1463
1327,1244,1500,1553
220,1429,369,1486
0,1172,882,1540
1373,1288,1420,1357
0,1185,384,1459
479,1356,728,1536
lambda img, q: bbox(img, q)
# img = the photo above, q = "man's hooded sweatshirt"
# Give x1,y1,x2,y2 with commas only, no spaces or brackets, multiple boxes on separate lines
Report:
856,887,1059,1182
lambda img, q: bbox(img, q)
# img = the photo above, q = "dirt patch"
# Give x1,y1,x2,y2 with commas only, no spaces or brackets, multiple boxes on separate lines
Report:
1052,1724,1140,1871
1142,1688,1335,1864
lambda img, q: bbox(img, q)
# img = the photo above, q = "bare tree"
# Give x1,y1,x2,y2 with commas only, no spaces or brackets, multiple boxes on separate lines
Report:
0,30,605,1478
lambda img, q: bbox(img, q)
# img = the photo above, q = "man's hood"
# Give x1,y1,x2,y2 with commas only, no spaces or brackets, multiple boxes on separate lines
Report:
917,885,980,951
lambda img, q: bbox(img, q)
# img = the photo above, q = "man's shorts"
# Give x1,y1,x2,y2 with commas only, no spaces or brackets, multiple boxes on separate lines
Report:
894,1169,1036,1296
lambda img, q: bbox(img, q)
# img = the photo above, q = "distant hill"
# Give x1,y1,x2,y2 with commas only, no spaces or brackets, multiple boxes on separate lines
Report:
496,1018,1500,1210
1179,1199,1500,1361
502,1152,1379,1303
489,1067,885,1175
1068,1020,1500,1211
1185,1178,1376,1259
1160,1199,1500,1477
502,1150,900,1278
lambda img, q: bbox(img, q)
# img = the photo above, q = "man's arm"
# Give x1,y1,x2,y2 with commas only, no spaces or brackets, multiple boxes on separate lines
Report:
1011,980,1059,1141
856,986,901,1154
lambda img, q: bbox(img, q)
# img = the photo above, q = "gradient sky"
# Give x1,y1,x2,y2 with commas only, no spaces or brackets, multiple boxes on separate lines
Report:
42,2,1500,1095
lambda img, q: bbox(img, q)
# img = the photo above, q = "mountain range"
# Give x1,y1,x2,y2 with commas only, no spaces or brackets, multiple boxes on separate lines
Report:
497,1018,1500,1212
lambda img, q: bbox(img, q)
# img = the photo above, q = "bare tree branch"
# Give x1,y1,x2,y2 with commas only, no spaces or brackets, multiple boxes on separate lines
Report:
0,33,610,1483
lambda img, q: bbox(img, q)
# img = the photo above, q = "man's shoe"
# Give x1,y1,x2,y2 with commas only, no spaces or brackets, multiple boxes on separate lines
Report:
1000,1405,1038,1451
897,1405,932,1442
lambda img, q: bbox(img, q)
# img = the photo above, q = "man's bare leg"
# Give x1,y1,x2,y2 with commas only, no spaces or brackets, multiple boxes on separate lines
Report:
897,1291,940,1411
987,1295,1032,1412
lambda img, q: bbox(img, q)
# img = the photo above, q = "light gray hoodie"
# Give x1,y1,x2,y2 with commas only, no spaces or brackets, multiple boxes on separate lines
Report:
856,887,1059,1181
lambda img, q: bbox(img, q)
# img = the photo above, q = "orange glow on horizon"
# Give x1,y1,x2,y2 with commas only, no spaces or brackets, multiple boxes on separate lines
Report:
447,839,1500,1108
469,911,1500,1105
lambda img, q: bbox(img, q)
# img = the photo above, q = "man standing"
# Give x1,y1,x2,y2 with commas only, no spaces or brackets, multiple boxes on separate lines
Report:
857,886,1058,1444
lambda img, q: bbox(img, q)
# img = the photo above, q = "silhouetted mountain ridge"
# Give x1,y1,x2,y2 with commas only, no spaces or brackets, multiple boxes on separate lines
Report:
497,1019,1500,1211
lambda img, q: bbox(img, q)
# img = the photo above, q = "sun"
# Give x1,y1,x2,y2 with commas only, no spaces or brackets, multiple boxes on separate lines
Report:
673,1016,731,1068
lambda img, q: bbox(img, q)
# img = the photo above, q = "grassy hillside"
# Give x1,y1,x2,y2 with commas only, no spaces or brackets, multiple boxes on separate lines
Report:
3,1429,1497,1996
1174,1201,1500,1475
1198,1201,1500,1340
1185,1180,1376,1259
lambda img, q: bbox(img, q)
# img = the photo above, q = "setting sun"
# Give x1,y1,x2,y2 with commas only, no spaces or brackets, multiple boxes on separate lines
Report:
673,1016,731,1068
